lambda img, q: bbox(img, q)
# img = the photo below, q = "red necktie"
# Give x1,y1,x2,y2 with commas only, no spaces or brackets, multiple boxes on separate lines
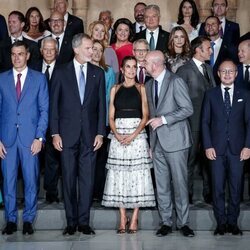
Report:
16,73,22,101
139,66,144,84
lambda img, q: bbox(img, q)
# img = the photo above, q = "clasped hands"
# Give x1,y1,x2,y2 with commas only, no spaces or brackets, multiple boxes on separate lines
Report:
115,133,135,145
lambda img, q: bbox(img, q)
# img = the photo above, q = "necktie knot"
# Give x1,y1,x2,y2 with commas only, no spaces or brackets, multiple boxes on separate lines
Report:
245,65,250,70
150,32,154,36
17,73,22,79
224,87,230,92
211,41,215,47
139,25,143,32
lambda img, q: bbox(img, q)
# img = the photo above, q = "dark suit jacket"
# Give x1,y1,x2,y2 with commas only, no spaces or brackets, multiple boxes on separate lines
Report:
177,60,216,132
235,64,250,90
45,13,84,39
38,34,74,65
0,14,8,41
134,27,169,53
201,86,250,155
199,19,240,47
0,37,41,72
209,40,238,85
50,61,106,148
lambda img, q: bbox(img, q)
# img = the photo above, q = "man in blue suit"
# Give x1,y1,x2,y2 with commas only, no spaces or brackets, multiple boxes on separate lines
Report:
50,33,106,235
0,41,49,235
201,59,250,236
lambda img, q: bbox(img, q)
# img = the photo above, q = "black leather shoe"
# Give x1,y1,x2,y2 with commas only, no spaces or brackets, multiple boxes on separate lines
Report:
2,222,17,235
22,222,34,235
78,225,95,235
62,225,77,235
46,193,59,203
214,224,226,235
227,224,243,235
203,193,212,204
179,225,195,237
156,225,172,237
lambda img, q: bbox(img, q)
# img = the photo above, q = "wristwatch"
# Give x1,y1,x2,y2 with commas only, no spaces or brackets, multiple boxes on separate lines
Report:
36,137,43,142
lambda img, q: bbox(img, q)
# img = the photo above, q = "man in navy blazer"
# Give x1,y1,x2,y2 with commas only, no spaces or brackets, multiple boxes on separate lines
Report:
50,33,106,235
199,0,240,47
201,59,250,235
0,41,49,235
236,39,250,90
134,5,169,53
0,14,8,41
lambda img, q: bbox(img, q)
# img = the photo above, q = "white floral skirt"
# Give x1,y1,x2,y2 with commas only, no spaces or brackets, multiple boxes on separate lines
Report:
102,118,156,208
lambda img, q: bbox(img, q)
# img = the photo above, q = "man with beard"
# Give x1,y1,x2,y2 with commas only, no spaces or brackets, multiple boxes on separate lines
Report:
133,2,147,34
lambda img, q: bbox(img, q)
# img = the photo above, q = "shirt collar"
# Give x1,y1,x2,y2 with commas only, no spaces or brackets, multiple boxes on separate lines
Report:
13,66,28,78
221,83,234,91
155,68,166,83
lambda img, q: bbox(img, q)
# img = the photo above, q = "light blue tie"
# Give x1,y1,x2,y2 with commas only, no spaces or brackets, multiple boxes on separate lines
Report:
149,32,155,51
79,65,85,104
210,41,215,67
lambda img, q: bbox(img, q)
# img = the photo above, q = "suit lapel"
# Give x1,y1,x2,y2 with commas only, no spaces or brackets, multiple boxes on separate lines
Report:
19,69,31,103
8,70,18,103
157,71,170,109
83,63,95,105
230,87,240,116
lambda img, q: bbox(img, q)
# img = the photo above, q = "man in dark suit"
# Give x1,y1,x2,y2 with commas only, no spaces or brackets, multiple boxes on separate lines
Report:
236,39,250,90
201,59,250,235
45,0,84,39
199,0,240,47
132,2,147,34
134,4,169,53
38,37,61,203
177,36,216,204
145,50,194,237
133,38,151,84
0,11,40,73
204,16,237,85
0,14,8,41
45,11,74,65
0,41,48,235
50,33,106,235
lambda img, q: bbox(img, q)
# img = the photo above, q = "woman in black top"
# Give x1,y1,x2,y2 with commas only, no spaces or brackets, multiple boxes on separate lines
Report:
102,56,155,234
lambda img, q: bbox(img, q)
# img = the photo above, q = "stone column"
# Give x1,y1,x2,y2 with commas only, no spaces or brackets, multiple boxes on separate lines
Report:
197,0,238,22
72,0,88,26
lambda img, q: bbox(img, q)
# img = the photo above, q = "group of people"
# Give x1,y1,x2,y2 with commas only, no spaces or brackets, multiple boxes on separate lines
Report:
0,0,249,239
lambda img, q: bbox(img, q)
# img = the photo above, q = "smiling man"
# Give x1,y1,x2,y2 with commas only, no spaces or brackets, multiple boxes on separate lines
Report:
201,59,250,236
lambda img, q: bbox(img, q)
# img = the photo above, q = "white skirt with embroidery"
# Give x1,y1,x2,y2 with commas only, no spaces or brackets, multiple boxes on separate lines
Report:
102,118,156,208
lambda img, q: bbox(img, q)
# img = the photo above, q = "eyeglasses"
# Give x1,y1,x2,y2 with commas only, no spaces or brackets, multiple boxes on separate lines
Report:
133,49,149,53
49,19,64,24
219,69,237,75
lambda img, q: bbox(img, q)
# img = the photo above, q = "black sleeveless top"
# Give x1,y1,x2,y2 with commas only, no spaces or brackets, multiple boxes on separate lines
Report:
114,85,142,119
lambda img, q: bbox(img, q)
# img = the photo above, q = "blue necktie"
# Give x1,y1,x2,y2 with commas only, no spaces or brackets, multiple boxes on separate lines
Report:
154,80,158,107
149,32,155,51
210,41,215,67
224,87,231,116
79,65,86,104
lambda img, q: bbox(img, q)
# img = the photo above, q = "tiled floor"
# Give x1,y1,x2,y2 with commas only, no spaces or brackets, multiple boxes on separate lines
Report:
1,230,249,250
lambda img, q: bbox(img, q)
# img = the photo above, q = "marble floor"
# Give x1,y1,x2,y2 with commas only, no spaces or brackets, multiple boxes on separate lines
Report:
1,230,249,250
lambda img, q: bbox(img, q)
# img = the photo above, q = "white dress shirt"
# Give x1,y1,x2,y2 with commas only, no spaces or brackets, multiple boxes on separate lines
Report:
146,27,159,49
221,83,234,105
42,60,56,80
73,58,87,88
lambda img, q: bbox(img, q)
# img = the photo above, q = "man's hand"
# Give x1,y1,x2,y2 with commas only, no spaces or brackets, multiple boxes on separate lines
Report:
0,141,7,159
205,148,216,160
240,147,250,161
31,139,43,155
93,135,103,151
146,117,163,130
53,134,63,151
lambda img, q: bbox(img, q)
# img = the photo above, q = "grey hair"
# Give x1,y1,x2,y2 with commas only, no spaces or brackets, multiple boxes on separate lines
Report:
133,39,149,50
41,37,58,51
72,33,91,49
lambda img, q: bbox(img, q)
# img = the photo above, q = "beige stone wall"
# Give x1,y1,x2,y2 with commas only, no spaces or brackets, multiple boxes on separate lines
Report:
0,0,249,35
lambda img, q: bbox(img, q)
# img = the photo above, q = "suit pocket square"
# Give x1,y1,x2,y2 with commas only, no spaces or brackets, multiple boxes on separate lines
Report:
237,99,243,102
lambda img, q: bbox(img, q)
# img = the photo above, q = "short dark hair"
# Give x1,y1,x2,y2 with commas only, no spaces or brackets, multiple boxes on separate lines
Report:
11,40,30,53
204,15,221,25
134,2,147,10
218,58,237,70
111,18,134,43
190,36,211,56
9,10,25,23
121,55,137,68
212,0,228,7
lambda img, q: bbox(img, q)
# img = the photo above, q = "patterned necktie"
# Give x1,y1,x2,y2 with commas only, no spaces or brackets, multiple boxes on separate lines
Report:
201,63,210,82
245,65,250,82
56,37,60,50
154,80,158,107
210,41,215,67
224,87,231,116
45,65,50,81
16,73,22,101
139,66,144,84
149,32,155,51
79,64,86,104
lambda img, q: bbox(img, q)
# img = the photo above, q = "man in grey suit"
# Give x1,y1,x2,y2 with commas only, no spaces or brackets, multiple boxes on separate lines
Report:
145,50,194,237
177,36,216,204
